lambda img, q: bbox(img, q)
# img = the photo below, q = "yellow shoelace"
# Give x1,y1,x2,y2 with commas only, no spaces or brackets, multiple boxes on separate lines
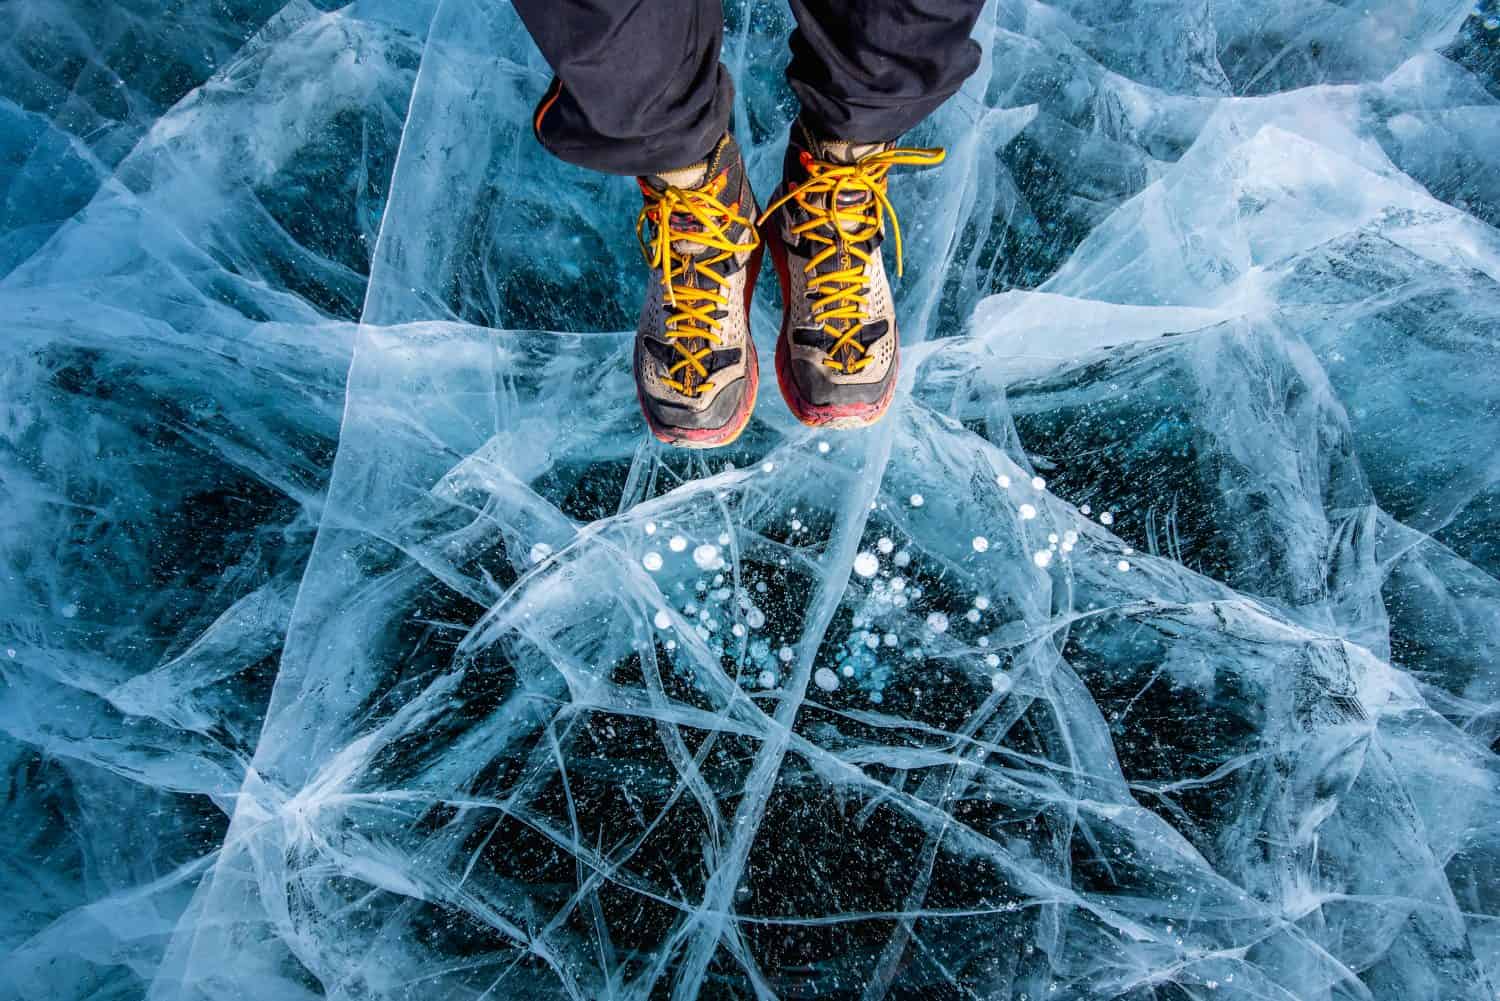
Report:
635,180,760,397
760,146,945,373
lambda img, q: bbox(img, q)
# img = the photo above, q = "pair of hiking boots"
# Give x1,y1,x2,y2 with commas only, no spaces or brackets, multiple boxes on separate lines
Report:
633,124,943,448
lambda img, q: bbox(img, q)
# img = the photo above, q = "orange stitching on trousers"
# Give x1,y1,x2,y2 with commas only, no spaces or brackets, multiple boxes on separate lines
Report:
533,78,562,139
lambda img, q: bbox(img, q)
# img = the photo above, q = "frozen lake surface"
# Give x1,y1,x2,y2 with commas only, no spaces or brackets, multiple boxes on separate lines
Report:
3,1,1500,997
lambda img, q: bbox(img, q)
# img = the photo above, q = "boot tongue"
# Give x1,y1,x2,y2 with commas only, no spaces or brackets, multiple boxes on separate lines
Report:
807,137,891,165
798,135,893,236
644,163,722,256
645,160,714,191
643,135,740,257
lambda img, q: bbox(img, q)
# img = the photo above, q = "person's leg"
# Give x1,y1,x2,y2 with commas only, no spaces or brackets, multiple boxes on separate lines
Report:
514,0,733,175
514,0,762,448
763,0,984,429
784,0,985,142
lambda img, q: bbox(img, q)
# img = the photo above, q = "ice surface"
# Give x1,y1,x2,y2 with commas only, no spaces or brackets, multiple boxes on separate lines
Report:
3,0,1500,998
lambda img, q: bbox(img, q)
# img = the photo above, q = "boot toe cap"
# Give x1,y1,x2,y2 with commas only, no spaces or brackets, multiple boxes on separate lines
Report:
789,358,894,408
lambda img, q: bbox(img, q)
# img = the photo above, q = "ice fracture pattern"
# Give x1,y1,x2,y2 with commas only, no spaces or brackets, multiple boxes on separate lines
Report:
3,0,1500,998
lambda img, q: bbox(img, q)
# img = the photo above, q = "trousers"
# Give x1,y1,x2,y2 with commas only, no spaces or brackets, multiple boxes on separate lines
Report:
513,0,985,175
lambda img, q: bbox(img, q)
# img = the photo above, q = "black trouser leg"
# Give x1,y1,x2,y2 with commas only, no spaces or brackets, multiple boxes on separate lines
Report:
785,0,986,142
514,0,733,175
513,0,984,173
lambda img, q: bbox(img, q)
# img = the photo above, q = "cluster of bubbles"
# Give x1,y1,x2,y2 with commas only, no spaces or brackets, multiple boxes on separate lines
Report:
824,532,1018,701
986,471,1132,572
626,451,1139,702
635,514,850,694
796,466,1145,701
638,519,743,569
636,519,788,684
827,559,924,703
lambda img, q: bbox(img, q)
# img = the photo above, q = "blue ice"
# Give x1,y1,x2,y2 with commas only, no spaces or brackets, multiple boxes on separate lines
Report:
3,1,1500,998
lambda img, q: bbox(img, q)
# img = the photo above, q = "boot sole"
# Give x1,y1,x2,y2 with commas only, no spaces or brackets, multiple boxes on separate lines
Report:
762,219,898,430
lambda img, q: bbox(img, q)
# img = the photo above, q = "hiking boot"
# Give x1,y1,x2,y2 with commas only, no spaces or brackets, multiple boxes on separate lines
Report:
760,121,944,429
633,133,763,448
